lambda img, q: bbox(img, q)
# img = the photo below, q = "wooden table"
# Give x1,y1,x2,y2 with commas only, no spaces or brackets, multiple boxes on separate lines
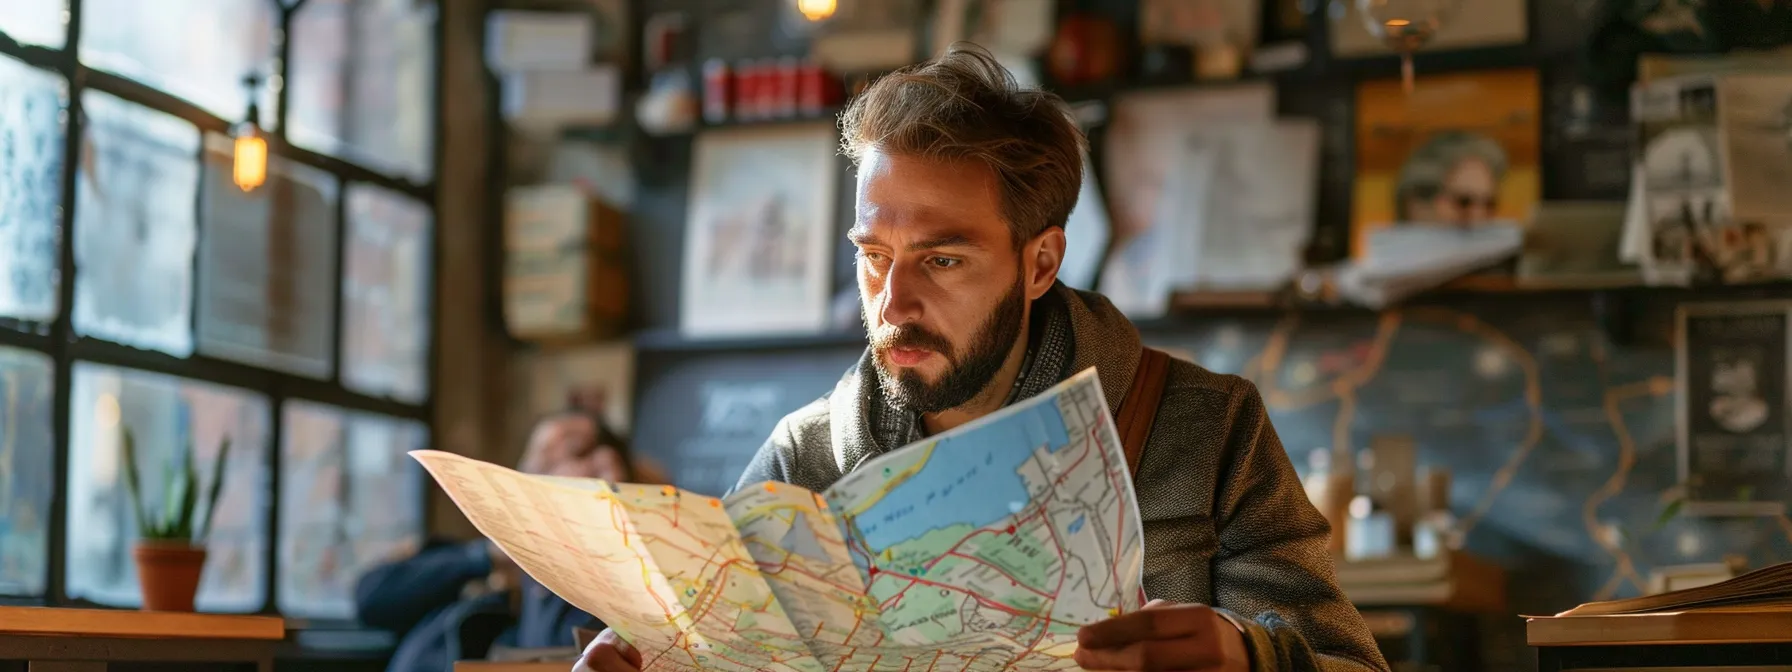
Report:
1528,609,1792,671
0,606,285,671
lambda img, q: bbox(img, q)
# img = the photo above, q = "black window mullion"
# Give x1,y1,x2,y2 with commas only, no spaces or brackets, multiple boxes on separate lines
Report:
329,176,348,386
262,387,284,615
67,338,429,422
264,0,297,615
46,0,85,606
272,0,306,139
189,130,207,353
76,71,432,202
0,326,52,352
420,0,448,539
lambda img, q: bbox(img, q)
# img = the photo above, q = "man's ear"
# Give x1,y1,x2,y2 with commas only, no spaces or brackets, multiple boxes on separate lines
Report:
1023,227,1066,301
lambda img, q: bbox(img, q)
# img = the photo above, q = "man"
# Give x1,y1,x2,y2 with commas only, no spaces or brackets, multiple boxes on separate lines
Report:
359,409,633,672
581,44,1387,672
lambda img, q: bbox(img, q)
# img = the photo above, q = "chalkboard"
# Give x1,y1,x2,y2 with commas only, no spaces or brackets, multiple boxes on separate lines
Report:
632,344,864,496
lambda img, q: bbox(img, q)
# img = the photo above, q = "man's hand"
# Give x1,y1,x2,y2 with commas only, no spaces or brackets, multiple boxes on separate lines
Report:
575,628,642,672
1074,600,1250,671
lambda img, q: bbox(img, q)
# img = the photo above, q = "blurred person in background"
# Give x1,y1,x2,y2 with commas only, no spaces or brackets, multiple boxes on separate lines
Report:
357,408,638,672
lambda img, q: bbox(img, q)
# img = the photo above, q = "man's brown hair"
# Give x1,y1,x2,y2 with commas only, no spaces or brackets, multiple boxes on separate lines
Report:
839,43,1086,248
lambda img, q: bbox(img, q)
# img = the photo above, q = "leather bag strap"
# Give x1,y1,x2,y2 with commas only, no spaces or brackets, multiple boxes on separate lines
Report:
1115,347,1171,481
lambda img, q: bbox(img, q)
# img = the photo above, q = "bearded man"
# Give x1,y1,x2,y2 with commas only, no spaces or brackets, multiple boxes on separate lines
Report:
580,44,1388,672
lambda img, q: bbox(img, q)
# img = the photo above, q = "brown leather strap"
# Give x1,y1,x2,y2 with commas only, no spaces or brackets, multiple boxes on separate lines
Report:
1116,347,1171,480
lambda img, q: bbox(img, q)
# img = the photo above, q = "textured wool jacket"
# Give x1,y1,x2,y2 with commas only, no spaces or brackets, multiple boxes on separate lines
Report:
733,281,1390,672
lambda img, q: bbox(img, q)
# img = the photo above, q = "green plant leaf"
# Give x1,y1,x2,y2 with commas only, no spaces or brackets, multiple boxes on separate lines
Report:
196,436,230,542
119,427,152,536
174,454,200,540
1655,498,1685,531
161,460,190,540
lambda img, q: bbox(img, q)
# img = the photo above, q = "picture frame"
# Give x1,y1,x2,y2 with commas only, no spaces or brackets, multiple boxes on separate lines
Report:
1675,300,1792,517
680,123,839,338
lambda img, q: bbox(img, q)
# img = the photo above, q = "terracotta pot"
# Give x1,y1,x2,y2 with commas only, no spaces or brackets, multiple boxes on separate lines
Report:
132,541,207,612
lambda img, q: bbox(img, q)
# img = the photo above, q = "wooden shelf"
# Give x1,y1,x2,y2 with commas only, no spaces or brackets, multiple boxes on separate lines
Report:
0,605,285,641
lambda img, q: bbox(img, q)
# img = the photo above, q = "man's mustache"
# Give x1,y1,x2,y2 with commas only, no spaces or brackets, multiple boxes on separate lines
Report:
870,324,954,358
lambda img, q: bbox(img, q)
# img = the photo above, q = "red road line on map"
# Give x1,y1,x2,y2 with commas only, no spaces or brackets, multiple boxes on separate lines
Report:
943,551,1054,600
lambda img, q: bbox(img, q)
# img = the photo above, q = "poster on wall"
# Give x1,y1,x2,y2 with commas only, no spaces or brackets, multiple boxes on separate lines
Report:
680,124,837,337
1351,68,1541,260
1676,301,1792,517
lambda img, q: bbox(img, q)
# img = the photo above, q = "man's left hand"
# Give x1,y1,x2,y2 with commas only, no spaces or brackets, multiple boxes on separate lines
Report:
1074,600,1250,671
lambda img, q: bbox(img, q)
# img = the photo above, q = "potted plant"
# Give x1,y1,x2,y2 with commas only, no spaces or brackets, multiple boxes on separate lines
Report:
119,427,231,612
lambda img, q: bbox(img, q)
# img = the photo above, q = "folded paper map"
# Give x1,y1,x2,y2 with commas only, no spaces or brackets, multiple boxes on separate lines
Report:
412,367,1146,671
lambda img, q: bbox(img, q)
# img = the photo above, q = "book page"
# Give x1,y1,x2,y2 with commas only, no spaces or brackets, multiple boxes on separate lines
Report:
819,368,1146,670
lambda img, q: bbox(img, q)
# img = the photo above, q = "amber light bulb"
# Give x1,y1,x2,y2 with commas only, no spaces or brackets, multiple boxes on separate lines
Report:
232,73,268,192
797,0,835,21
232,124,267,193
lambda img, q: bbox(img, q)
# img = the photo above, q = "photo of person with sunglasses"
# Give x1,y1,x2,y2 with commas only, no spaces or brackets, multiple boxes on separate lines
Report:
1392,129,1509,228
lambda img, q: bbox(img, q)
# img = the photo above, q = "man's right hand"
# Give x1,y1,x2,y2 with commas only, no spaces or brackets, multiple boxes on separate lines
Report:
576,628,642,672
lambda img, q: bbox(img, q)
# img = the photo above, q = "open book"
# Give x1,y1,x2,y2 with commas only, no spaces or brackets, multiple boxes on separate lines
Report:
1557,561,1792,616
413,368,1147,672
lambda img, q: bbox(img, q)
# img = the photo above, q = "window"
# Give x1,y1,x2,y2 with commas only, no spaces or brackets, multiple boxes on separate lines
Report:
278,401,426,619
0,0,67,50
287,0,438,182
65,363,271,611
78,0,278,122
72,90,199,356
0,0,439,618
0,347,54,596
0,55,65,323
198,135,340,378
342,183,431,404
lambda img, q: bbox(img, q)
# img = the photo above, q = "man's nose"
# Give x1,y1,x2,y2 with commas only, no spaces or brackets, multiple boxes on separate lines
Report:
878,259,925,326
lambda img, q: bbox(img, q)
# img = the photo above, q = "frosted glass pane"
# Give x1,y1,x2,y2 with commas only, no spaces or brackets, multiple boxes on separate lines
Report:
198,135,339,378
0,0,66,49
288,0,437,182
73,90,198,355
0,347,53,597
0,56,65,322
341,184,430,404
65,363,270,612
78,0,277,121
277,400,426,618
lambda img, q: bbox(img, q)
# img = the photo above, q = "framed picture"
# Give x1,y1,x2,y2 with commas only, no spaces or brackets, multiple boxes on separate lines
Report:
1676,300,1792,516
1351,68,1541,260
680,123,838,337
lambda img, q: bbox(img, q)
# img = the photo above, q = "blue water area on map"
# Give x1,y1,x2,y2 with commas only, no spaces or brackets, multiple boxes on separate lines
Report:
1068,514,1085,535
854,400,1073,553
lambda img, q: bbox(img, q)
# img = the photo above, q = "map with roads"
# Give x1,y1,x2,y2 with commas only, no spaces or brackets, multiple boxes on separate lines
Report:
414,367,1145,672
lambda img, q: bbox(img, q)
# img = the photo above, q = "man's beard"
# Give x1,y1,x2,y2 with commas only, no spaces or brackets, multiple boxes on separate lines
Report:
868,278,1028,413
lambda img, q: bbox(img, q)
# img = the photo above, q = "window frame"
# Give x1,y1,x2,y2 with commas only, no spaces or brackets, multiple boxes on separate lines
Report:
0,0,444,624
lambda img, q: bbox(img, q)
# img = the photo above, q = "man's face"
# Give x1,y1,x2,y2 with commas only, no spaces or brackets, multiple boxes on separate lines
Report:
519,415,628,481
851,150,1033,413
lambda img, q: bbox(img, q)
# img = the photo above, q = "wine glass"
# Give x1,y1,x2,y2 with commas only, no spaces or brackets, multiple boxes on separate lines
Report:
1355,0,1461,93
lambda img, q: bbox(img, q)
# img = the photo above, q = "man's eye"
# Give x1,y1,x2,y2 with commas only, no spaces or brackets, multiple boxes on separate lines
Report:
858,251,887,264
927,257,960,269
